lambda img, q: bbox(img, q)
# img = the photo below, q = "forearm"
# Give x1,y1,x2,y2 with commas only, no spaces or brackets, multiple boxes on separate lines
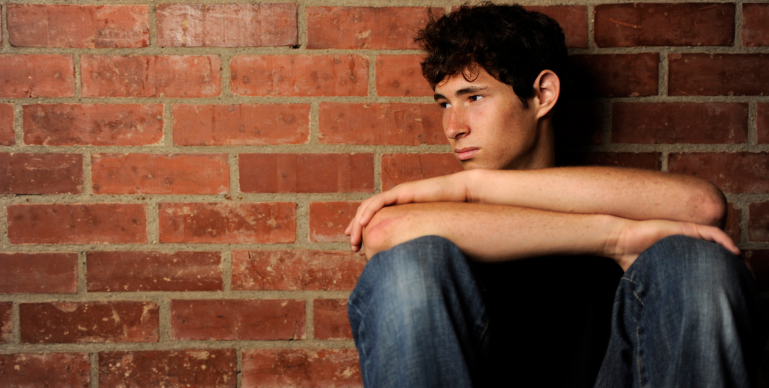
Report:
466,167,726,226
363,202,618,262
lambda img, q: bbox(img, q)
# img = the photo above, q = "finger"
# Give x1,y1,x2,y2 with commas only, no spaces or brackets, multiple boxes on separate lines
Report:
698,226,740,256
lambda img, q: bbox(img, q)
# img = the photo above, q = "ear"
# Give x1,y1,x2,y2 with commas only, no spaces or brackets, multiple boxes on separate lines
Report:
532,70,560,120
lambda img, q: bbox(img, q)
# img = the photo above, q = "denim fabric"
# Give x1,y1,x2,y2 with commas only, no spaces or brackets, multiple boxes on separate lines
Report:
348,235,766,388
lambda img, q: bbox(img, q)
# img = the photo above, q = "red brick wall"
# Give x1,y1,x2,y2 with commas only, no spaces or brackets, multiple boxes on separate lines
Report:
0,1,767,387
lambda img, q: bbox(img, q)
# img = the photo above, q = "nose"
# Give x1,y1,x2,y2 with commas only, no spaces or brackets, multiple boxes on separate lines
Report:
444,106,469,140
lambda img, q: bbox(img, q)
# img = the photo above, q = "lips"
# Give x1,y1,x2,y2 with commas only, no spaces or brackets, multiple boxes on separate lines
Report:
454,147,480,161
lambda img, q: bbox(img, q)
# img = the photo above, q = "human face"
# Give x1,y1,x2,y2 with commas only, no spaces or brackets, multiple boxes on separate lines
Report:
434,68,549,171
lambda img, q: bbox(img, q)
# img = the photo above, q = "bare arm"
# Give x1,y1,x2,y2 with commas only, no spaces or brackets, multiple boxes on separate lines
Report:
362,202,738,271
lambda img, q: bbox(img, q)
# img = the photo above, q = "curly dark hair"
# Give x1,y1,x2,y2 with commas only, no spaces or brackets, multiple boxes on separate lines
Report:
414,3,570,108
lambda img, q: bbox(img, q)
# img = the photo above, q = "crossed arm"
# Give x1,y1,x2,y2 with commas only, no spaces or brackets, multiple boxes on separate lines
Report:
345,167,738,271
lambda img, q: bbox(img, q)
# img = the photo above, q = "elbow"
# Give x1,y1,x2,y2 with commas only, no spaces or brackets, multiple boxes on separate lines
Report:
697,183,727,227
361,208,400,259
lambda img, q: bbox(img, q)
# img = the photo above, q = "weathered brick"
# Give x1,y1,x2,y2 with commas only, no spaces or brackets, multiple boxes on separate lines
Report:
669,54,769,96
725,203,741,243
8,203,147,244
232,250,365,291
0,253,77,294
173,104,309,146
0,104,14,146
239,154,374,193
570,54,659,97
0,302,10,343
668,152,769,193
748,250,769,291
81,55,221,98
307,6,440,49
87,251,222,292
20,301,158,343
23,104,164,146
0,153,83,194
230,55,368,97
611,103,748,144
320,103,443,145
381,153,463,191
743,4,769,47
8,4,149,48
158,202,296,244
0,55,74,98
0,353,90,387
375,55,433,97
157,3,296,47
91,153,229,194
758,103,769,144
556,152,662,170
525,6,588,48
314,299,353,340
171,300,305,340
749,202,769,242
553,100,603,145
309,202,361,242
594,3,734,47
99,350,237,388
242,349,361,388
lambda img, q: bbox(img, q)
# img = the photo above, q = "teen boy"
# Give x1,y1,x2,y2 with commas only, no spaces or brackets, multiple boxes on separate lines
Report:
345,4,765,388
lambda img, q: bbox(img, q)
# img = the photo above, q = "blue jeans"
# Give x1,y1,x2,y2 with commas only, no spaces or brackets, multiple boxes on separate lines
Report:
348,235,766,387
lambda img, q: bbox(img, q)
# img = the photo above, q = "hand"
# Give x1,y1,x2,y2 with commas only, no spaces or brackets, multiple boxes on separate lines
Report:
607,218,740,271
344,172,469,252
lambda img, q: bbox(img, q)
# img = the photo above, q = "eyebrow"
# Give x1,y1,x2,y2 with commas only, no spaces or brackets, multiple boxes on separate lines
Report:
433,86,489,101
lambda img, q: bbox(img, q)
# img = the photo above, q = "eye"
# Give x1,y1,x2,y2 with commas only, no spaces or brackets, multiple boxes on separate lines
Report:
469,95,484,102
438,101,452,108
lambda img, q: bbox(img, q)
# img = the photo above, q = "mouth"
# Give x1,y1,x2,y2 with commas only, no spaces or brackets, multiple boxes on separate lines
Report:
454,147,480,161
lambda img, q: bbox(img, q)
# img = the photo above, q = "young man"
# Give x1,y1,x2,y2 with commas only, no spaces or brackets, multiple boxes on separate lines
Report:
346,4,765,388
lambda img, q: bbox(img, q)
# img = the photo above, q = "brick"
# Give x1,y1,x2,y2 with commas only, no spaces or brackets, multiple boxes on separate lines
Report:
758,103,769,144
314,299,353,340
0,104,14,146
743,4,769,47
231,55,368,97
23,104,163,146
668,152,769,193
307,6,440,49
750,202,769,242
556,152,662,170
157,3,296,47
375,55,432,97
171,300,305,340
91,153,229,194
748,250,769,292
553,100,603,145
232,250,365,291
319,103,444,145
381,153,463,191
309,202,361,242
20,301,158,343
242,349,361,388
570,54,659,97
0,153,83,194
81,55,221,98
669,54,769,96
526,6,588,48
611,103,748,144
0,353,90,387
87,251,222,292
0,253,77,294
158,202,295,244
594,3,734,47
725,203,741,243
8,4,148,48
0,55,74,98
8,203,147,244
0,302,10,343
239,154,374,193
173,104,309,146
100,350,236,388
